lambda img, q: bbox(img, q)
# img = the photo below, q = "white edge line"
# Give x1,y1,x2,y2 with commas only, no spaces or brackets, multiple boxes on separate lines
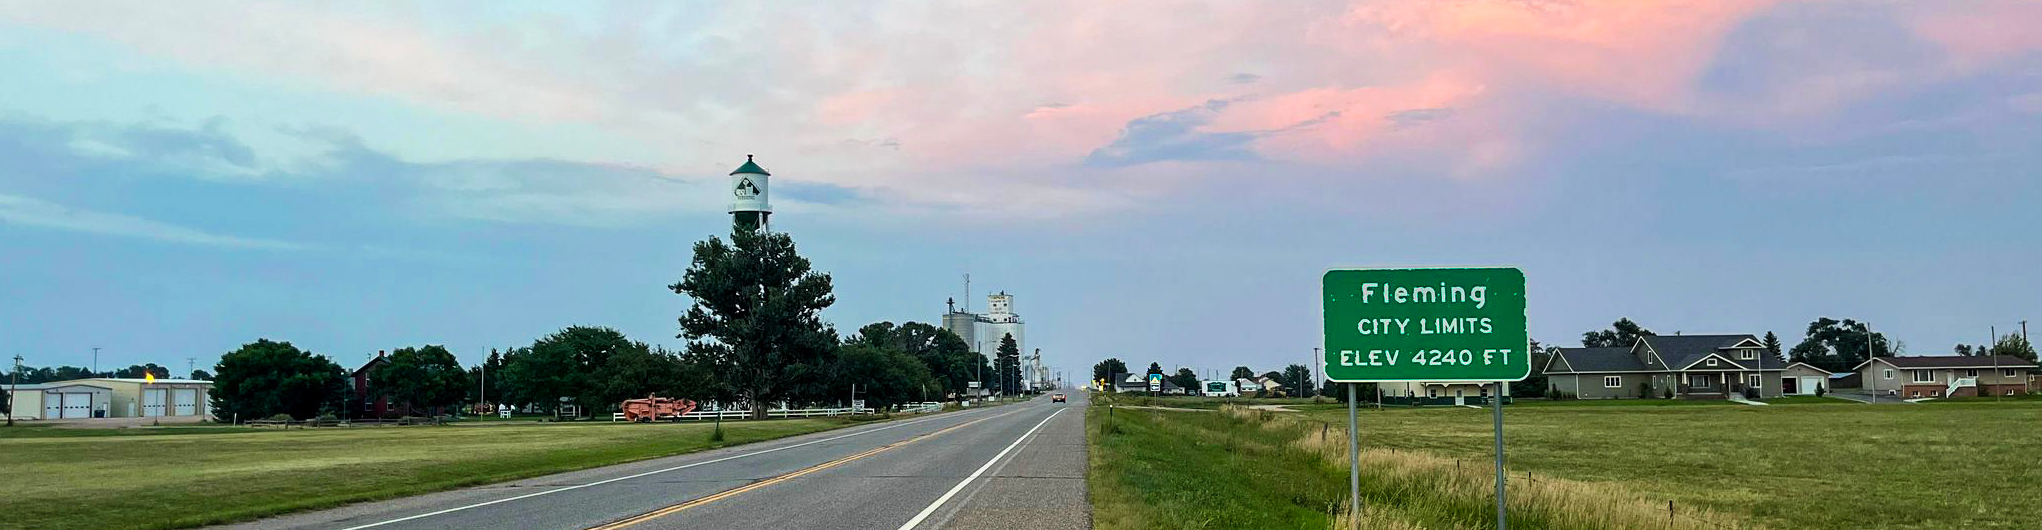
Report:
336,410,975,530
894,407,1065,530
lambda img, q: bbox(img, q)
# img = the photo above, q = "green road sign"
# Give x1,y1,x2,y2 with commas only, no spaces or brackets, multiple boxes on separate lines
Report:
1323,267,1529,382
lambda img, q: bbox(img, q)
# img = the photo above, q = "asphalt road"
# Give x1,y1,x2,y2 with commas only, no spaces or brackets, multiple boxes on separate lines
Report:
210,393,1090,530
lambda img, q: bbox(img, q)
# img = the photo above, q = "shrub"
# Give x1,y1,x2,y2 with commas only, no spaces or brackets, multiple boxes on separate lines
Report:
266,413,294,421
1662,387,1674,399
1815,383,1827,397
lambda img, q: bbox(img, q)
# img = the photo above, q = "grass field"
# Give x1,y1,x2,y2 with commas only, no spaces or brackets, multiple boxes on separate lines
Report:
1090,394,2042,530
0,418,864,530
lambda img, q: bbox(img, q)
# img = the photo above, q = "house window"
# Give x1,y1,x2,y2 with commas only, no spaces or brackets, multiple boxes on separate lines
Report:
1911,391,1922,398
1604,376,1622,388
1749,374,1762,388
1964,369,1978,378
1706,359,1718,367
1739,350,1756,360
1480,386,1490,397
2008,389,2018,396
1428,388,1439,398
1912,370,1935,383
1883,369,1893,380
1691,375,1712,389
2005,369,2019,378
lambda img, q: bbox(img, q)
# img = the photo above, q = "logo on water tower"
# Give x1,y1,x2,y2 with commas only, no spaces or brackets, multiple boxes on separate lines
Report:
733,177,760,198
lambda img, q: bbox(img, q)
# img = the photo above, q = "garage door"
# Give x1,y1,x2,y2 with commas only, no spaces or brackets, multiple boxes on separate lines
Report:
142,388,167,417
44,395,62,419
172,389,197,416
61,393,93,419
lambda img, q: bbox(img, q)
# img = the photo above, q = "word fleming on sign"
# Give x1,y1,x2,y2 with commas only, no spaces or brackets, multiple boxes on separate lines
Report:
1323,267,1530,382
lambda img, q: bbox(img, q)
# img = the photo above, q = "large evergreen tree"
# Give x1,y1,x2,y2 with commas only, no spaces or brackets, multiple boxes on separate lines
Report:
1170,368,1199,393
673,228,838,418
210,339,348,421
1283,364,1313,397
1230,366,1255,381
994,333,1021,395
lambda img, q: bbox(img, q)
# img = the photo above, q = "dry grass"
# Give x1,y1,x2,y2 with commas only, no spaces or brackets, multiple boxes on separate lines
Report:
1221,405,1759,530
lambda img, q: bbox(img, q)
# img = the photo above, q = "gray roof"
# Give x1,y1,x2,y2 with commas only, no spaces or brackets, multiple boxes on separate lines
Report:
1549,347,1644,372
1866,356,2037,369
1640,334,1782,370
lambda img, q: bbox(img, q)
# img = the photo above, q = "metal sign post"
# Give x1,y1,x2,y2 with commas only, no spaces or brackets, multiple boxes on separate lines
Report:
1347,382,1360,530
1322,267,1530,530
1492,381,1507,530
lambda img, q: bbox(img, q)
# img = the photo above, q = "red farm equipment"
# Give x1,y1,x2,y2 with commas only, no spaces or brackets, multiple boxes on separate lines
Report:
620,394,699,422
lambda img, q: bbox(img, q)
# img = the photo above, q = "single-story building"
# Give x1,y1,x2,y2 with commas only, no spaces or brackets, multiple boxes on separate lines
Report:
3,378,212,420
1377,381,1509,405
1853,356,2037,399
1544,334,1785,399
1780,362,1834,395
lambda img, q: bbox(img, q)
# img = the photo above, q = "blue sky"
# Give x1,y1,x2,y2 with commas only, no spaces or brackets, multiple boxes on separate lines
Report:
1,2,2037,379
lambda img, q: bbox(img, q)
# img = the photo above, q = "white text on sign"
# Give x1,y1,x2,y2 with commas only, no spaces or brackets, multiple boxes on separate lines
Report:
1336,349,1516,367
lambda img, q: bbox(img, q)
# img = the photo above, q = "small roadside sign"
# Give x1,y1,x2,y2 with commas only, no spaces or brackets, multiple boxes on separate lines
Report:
1147,373,1163,392
1322,267,1530,382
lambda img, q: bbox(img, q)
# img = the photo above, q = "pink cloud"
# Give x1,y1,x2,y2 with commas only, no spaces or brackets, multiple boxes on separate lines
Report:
16,1,2042,216
1908,0,2042,69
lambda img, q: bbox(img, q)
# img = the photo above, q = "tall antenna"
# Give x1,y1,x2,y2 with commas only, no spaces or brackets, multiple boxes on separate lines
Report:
186,357,196,377
963,273,971,313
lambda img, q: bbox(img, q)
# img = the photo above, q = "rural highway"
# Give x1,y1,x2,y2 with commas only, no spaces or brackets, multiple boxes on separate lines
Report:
210,393,1090,530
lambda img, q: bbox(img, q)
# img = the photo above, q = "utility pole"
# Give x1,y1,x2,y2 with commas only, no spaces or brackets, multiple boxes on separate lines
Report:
8,354,22,426
186,357,196,378
1992,326,2000,402
1311,347,1320,398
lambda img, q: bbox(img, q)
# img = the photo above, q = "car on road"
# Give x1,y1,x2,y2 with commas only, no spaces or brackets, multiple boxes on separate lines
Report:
1051,393,1067,403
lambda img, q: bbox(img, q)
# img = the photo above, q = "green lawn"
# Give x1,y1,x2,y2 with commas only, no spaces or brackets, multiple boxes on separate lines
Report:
1297,401,2042,530
1086,397,1751,530
1088,393,2042,530
0,418,860,530
1511,398,1735,407
1760,396,1860,405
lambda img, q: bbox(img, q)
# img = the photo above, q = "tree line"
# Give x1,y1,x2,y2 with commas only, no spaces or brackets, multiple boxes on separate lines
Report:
1089,358,1323,398
199,227,1014,421
6,363,187,384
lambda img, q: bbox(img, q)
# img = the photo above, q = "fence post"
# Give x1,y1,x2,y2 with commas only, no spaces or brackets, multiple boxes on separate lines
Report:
1668,500,1674,529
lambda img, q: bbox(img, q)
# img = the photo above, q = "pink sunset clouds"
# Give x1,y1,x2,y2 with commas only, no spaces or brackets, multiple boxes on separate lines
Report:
6,1,2040,215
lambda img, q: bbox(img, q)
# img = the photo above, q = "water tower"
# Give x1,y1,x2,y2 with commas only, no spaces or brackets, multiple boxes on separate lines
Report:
729,154,771,232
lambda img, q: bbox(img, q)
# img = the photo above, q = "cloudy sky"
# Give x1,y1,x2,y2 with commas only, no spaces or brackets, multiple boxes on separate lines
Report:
2,1,2037,378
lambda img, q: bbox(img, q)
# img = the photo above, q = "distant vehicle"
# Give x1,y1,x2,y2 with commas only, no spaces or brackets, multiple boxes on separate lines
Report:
1051,393,1067,403
621,394,699,422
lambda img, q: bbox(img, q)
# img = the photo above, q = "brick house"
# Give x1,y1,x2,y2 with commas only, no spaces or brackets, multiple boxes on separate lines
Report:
1853,356,2037,398
350,351,391,418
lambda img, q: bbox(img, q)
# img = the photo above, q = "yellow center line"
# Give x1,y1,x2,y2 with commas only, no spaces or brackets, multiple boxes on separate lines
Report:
587,408,1023,530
